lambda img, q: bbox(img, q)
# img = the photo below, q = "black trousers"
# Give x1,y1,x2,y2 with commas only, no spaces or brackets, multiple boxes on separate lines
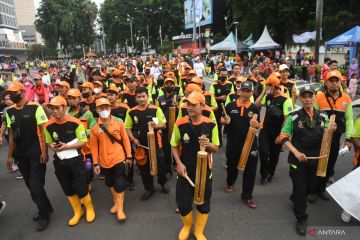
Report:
137,149,167,192
259,129,282,178
103,162,127,193
53,156,88,198
226,150,258,200
15,152,53,218
176,170,212,216
289,160,318,222
316,133,341,193
161,131,173,174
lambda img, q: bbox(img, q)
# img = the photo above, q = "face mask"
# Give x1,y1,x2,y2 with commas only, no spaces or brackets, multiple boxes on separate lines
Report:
218,76,226,81
10,93,21,103
145,71,150,75
157,80,164,86
94,88,101,94
82,92,90,98
98,110,111,119
69,104,80,111
164,86,174,93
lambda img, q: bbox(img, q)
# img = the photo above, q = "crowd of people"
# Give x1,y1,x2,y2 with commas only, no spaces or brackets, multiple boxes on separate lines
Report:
0,53,359,238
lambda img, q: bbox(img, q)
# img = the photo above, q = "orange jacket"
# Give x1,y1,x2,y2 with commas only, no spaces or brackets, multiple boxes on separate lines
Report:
90,116,132,168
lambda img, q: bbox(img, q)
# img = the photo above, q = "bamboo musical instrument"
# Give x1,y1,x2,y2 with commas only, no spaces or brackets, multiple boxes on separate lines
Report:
194,137,208,205
184,174,195,187
306,155,326,160
168,94,177,141
221,103,228,118
237,114,259,171
147,122,158,176
316,115,336,177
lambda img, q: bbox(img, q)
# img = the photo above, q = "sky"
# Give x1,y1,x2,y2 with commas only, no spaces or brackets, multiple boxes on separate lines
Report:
34,0,104,10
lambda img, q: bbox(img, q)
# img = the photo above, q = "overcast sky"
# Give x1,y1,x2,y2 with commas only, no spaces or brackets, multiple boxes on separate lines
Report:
34,0,104,10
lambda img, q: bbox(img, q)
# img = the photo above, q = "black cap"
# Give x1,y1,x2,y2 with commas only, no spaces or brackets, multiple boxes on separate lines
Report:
300,85,315,95
21,73,27,76
240,81,254,91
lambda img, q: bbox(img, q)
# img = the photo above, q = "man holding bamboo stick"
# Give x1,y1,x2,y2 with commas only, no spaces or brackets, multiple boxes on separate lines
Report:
276,86,336,236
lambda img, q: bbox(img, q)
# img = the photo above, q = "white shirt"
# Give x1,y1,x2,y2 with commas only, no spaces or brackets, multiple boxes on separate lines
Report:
194,62,205,77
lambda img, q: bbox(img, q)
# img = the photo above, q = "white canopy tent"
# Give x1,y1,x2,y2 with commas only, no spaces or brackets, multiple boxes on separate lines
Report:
209,32,249,51
249,26,281,50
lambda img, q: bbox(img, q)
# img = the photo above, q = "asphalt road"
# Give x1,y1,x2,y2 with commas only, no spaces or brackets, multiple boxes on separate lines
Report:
0,77,358,240
0,137,357,240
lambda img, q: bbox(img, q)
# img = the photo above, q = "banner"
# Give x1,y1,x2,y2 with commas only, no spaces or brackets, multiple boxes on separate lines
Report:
292,31,319,43
184,0,213,30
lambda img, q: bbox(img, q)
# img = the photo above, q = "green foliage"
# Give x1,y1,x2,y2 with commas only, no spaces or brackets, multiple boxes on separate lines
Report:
26,44,57,60
99,0,183,52
213,33,226,44
227,0,360,46
35,0,97,53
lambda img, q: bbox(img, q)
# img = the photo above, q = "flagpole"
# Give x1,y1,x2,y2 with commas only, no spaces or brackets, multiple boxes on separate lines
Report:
159,25,163,47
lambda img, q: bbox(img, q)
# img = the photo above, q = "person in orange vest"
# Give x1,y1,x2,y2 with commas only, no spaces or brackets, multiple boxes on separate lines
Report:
90,98,132,222
312,70,353,201
45,96,96,226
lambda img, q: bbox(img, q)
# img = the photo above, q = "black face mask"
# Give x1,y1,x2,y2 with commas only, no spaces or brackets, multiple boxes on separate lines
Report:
164,86,174,93
145,71,150,75
10,93,22,103
157,80,164,86
218,76,226,81
69,104,80,111
82,92,90,98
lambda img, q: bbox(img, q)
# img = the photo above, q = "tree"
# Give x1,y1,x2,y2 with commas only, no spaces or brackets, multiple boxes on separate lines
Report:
99,0,183,52
227,0,360,46
35,0,97,54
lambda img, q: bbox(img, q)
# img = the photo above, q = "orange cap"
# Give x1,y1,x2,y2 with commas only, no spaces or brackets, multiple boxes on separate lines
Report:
191,77,203,84
185,83,202,93
96,98,111,107
119,65,126,71
48,96,67,107
112,68,121,77
80,82,94,91
107,85,119,94
164,64,171,69
101,72,107,78
184,91,205,105
189,70,197,75
184,65,192,70
164,71,175,79
263,75,281,87
164,77,175,83
217,63,224,68
270,71,281,78
67,88,82,98
236,76,247,83
6,81,25,92
94,81,103,87
57,81,70,89
325,70,343,81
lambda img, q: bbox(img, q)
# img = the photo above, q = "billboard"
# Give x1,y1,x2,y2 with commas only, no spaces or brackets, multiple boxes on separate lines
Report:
184,0,213,30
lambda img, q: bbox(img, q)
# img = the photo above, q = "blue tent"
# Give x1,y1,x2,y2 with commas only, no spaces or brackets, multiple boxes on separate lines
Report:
209,32,249,52
325,26,360,64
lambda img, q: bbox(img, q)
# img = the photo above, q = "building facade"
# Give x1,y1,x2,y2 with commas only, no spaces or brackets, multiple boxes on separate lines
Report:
14,0,42,45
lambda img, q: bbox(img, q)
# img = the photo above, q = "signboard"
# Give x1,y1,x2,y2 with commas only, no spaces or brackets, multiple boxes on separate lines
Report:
184,0,213,30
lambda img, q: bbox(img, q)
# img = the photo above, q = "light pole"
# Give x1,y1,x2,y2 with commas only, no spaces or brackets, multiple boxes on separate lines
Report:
127,15,134,52
192,0,196,43
234,21,239,54
315,0,323,63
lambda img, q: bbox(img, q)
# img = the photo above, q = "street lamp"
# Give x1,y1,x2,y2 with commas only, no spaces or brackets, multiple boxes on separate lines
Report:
234,21,239,54
127,15,134,51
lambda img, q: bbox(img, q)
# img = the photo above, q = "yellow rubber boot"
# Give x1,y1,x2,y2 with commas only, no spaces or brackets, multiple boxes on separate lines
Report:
67,195,83,226
81,193,96,223
116,192,126,222
194,211,208,240
109,187,117,214
178,212,193,240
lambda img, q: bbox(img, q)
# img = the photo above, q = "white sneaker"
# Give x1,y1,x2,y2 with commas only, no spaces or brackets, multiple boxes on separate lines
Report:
0,201,6,216
341,210,351,223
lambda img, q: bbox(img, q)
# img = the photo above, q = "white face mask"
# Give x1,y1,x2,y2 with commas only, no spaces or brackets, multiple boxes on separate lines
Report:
24,81,30,86
94,88,101,94
98,110,111,119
